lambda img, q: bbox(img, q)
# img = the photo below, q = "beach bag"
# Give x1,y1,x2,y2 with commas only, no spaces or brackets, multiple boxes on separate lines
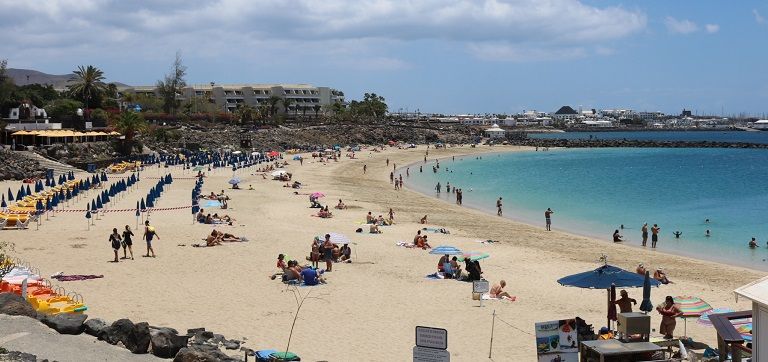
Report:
355,228,363,233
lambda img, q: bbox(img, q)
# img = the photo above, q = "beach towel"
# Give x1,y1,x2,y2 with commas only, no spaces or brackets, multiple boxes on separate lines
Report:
396,241,416,248
423,227,450,234
481,293,516,301
425,273,445,280
474,239,499,244
51,274,104,282
204,200,222,208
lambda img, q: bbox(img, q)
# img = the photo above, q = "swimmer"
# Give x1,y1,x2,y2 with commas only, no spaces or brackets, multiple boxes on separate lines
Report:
673,231,682,238
705,230,711,237
749,237,758,248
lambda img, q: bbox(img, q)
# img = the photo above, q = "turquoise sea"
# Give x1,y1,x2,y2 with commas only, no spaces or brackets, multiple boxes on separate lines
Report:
405,146,768,270
530,130,768,144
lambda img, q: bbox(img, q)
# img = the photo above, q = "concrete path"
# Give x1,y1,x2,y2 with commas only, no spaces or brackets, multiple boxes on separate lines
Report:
0,315,161,362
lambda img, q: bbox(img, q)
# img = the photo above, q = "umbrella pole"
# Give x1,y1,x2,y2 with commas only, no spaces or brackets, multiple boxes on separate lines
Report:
607,290,610,331
489,309,496,359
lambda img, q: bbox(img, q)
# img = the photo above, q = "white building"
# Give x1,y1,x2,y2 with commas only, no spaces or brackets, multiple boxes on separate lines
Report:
734,276,768,359
484,124,506,139
6,102,47,120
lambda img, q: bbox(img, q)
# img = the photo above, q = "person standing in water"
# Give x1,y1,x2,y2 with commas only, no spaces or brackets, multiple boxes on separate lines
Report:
651,224,660,248
544,208,554,231
641,223,649,247
435,182,441,194
496,197,503,216
749,238,758,248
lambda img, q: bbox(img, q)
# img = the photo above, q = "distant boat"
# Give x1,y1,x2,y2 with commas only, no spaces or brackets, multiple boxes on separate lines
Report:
752,120,768,130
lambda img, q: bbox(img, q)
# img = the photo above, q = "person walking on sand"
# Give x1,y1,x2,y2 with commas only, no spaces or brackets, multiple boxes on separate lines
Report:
389,208,395,223
109,228,122,263
363,164,367,174
651,224,660,248
496,197,503,216
143,220,158,257
386,158,389,166
641,223,648,247
390,172,394,183
545,208,554,231
122,225,134,260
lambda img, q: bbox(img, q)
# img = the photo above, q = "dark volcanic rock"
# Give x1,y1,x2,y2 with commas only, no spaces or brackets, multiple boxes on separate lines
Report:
0,293,37,318
84,318,108,337
100,319,151,354
173,346,238,362
40,313,87,335
150,327,189,358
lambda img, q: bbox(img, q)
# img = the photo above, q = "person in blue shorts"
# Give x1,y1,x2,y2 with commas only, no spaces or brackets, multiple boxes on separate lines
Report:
299,267,326,286
142,220,158,257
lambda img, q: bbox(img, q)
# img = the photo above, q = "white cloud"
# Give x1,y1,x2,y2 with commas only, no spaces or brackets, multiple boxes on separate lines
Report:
705,24,720,33
469,43,588,62
754,9,765,24
0,0,647,66
664,17,699,34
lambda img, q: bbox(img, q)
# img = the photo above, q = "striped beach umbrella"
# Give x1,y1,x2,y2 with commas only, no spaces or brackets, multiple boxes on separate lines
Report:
462,251,490,261
326,232,351,245
429,246,463,255
673,295,713,336
697,307,735,326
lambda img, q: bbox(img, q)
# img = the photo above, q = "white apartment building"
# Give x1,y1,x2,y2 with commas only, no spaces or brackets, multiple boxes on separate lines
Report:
119,83,344,114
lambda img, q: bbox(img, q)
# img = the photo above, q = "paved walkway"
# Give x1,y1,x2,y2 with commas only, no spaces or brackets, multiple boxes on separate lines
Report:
0,315,160,362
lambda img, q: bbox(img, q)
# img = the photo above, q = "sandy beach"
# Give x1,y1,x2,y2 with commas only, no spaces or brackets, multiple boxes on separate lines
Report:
4,144,764,361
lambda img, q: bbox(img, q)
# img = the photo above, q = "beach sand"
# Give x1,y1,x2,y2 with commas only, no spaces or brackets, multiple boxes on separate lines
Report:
4,144,763,361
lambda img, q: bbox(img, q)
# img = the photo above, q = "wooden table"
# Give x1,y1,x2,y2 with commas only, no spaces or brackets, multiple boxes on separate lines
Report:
580,339,664,362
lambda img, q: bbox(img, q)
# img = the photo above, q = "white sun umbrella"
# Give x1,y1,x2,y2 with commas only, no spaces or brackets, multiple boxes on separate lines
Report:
271,170,287,177
251,152,260,156
232,150,242,155
327,232,351,245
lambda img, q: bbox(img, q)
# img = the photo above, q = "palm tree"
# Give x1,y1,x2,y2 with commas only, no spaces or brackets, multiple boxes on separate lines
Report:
266,95,281,118
282,98,294,118
68,65,107,110
235,104,257,125
111,110,148,141
313,104,322,119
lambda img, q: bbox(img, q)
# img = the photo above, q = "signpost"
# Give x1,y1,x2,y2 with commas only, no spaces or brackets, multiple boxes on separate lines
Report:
415,326,449,362
473,280,490,307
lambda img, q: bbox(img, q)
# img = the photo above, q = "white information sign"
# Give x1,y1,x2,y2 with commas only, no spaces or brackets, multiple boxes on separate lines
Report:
413,346,450,362
415,326,447,350
473,280,490,294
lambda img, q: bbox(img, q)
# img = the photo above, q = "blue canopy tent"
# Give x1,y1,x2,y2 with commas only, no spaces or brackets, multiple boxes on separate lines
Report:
557,263,660,328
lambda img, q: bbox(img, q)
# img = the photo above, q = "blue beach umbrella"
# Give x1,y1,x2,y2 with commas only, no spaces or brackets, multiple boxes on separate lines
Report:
101,172,108,182
1,197,6,209
46,199,52,211
429,246,463,255
7,188,12,201
86,210,91,219
45,178,51,187
25,184,31,196
557,263,660,327
16,189,23,201
140,198,146,211
91,199,97,211
146,197,154,208
69,172,75,181
96,196,103,210
65,189,72,200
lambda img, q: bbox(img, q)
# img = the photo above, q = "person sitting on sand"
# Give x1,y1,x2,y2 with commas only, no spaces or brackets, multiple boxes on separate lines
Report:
196,209,206,223
339,244,352,263
318,206,333,218
420,215,428,224
450,256,462,278
206,230,223,246
369,223,382,234
208,192,217,200
269,254,286,280
489,280,513,299
205,214,214,224
615,290,637,313
283,260,300,282
248,185,254,190
416,235,431,249
335,199,346,209
749,237,759,248
366,212,375,224
636,263,647,276
376,215,390,226
653,268,671,284
437,254,449,272
613,230,624,242
299,266,326,286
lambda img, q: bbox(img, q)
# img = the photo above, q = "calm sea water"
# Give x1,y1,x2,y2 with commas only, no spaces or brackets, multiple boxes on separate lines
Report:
406,147,768,270
530,130,768,144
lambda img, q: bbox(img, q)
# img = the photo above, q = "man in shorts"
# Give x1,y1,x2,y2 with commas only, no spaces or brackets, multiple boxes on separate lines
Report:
641,223,649,247
143,220,158,257
496,197,503,216
544,208,554,231
651,224,660,248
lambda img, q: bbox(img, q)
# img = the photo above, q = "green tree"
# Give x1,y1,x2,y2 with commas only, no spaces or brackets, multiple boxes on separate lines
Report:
45,98,82,120
235,103,258,125
266,95,281,118
156,51,187,116
67,65,107,110
313,104,321,119
111,110,148,141
281,98,294,118
349,93,387,119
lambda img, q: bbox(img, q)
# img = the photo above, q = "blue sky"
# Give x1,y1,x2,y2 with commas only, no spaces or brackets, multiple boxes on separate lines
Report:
0,0,766,115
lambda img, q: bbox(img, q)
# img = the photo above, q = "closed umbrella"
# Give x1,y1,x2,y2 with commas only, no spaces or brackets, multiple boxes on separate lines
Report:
16,189,22,201
7,188,12,201
429,246,463,255
639,271,654,313
0,196,5,209
25,184,31,196
608,284,618,325
140,198,146,211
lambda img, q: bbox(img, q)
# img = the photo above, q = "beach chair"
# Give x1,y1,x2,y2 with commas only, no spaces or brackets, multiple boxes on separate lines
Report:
15,217,31,230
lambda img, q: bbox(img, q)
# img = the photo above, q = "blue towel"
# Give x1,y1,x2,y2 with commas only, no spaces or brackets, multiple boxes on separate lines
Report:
255,349,277,361
204,200,222,207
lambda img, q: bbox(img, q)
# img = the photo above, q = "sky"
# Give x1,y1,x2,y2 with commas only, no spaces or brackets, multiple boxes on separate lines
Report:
0,0,766,115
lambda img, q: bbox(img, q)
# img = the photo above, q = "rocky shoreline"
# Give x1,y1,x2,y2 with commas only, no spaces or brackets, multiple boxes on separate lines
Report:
0,293,249,361
0,150,45,181
507,138,768,149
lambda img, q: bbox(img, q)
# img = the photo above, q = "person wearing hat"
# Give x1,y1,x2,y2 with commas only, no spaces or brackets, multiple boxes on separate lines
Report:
615,290,637,313
656,296,683,339
653,268,670,284
636,264,646,275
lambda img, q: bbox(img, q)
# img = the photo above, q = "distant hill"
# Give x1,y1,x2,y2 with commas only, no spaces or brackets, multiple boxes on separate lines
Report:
5,68,129,90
